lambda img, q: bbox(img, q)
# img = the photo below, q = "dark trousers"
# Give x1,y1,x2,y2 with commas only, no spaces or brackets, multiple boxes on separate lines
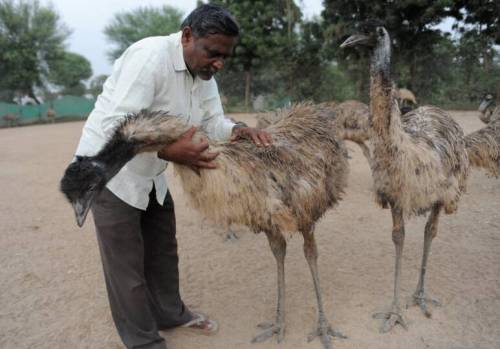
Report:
91,187,192,349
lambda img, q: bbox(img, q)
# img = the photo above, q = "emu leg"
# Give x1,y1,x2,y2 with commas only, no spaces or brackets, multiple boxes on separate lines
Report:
356,141,372,166
407,203,442,317
373,205,408,332
252,230,286,343
302,230,346,349
224,224,239,242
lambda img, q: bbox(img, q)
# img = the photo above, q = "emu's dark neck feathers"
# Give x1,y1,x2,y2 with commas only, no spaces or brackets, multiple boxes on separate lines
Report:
94,131,138,180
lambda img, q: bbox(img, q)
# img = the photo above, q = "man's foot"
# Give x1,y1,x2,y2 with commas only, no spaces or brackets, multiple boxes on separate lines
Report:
179,312,219,335
407,291,441,318
251,321,285,343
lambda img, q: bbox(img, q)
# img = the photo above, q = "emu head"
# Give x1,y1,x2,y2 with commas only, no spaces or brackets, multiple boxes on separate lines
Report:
341,19,391,74
340,19,387,49
479,94,494,113
60,156,107,227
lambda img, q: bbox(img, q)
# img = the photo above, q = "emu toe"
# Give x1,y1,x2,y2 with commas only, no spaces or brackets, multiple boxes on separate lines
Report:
251,321,284,344
373,304,408,333
307,319,346,349
407,291,441,318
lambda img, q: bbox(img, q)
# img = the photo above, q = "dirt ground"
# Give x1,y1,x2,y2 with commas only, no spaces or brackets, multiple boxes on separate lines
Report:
0,111,499,349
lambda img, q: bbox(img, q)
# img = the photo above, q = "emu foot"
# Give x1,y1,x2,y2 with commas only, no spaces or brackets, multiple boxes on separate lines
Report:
373,304,408,333
407,291,441,318
224,230,239,242
251,321,284,344
307,319,347,349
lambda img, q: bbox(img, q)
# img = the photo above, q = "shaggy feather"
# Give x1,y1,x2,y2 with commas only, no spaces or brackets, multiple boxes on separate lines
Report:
369,59,468,217
465,119,500,177
174,103,348,235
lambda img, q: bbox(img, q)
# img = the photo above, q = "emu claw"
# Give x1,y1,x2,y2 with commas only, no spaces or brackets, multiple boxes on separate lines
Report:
251,321,284,343
373,307,408,333
407,291,441,318
307,321,347,349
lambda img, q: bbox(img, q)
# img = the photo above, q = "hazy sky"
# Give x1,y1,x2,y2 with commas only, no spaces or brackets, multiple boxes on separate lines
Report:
40,0,324,79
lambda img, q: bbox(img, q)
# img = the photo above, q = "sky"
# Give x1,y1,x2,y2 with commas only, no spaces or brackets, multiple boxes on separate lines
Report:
40,0,455,80
40,0,324,79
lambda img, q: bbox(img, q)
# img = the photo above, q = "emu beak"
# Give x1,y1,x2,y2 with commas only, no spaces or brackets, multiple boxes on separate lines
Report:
340,34,370,48
478,99,492,113
73,199,92,227
72,189,98,227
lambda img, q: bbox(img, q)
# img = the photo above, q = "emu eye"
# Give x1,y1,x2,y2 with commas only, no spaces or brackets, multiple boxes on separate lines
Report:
377,27,384,36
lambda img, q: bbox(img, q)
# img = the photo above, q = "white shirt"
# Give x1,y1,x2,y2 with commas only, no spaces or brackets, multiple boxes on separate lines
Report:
75,31,235,210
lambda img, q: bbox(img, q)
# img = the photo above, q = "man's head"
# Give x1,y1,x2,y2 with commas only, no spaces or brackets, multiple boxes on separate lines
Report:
181,4,239,80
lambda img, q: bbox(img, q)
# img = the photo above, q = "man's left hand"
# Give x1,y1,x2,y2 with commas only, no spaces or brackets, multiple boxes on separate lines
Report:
230,127,273,147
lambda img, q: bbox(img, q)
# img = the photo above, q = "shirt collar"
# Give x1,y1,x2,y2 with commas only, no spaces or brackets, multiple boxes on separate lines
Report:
172,31,188,72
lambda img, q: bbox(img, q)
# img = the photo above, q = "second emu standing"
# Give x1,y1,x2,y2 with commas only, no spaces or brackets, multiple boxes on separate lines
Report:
341,21,469,332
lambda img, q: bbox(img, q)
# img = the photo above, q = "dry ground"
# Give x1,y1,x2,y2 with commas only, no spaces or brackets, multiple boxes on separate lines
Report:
0,111,499,349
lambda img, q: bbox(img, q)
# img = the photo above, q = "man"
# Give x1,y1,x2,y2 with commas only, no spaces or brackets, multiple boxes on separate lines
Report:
73,4,271,349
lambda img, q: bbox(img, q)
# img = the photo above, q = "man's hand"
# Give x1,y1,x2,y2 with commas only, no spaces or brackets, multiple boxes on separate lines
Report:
157,126,219,170
230,126,273,147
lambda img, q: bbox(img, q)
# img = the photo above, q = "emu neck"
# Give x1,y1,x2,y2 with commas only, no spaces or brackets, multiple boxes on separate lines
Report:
94,136,137,181
369,31,393,138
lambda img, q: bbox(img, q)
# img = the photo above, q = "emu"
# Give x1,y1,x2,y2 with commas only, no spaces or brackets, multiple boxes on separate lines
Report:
341,21,469,332
478,94,500,124
256,100,372,164
465,117,500,178
60,104,349,349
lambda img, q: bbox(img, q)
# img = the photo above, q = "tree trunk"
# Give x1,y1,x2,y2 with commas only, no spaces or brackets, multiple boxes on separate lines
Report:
245,70,252,111
496,80,500,104
28,88,41,104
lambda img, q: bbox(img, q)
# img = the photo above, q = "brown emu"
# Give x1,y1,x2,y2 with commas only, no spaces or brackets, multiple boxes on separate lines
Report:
465,118,500,177
478,94,500,124
256,100,372,163
341,21,469,332
60,104,349,349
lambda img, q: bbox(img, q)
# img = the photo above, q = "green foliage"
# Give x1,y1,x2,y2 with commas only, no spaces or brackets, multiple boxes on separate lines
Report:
0,0,71,102
88,74,108,98
104,5,183,60
49,51,92,96
321,0,499,107
210,0,302,109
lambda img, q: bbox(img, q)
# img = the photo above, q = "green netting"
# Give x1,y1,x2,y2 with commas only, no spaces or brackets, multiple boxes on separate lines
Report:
0,95,95,127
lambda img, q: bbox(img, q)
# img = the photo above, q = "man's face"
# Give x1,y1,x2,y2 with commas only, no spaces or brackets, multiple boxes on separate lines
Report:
181,27,237,80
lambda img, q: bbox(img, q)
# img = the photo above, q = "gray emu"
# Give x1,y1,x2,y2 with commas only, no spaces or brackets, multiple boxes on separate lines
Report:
256,100,372,164
465,118,500,177
341,21,469,332
478,94,500,124
60,104,349,349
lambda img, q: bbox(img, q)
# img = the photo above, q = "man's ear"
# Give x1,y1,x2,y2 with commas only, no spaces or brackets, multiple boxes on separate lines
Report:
181,26,193,46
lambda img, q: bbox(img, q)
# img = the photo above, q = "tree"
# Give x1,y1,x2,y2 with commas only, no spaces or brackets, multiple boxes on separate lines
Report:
104,5,183,61
49,51,92,96
88,74,108,98
322,0,459,102
452,0,500,102
210,0,302,110
0,0,71,103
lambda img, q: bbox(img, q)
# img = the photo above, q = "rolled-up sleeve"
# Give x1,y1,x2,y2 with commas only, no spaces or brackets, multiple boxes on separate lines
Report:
101,47,158,138
200,79,235,141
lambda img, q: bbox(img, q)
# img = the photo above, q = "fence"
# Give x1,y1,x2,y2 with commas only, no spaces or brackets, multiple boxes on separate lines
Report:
0,95,95,127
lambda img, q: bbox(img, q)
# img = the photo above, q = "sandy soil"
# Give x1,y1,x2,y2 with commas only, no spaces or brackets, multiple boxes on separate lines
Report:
0,111,499,349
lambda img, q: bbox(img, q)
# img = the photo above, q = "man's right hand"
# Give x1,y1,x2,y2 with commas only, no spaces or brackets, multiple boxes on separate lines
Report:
157,126,220,170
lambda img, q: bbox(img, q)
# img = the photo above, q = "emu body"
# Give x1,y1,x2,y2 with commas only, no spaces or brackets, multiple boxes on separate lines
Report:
465,118,500,177
342,22,469,333
60,104,349,349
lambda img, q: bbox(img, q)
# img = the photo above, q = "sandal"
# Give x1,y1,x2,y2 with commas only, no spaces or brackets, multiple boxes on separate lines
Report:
179,311,219,336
